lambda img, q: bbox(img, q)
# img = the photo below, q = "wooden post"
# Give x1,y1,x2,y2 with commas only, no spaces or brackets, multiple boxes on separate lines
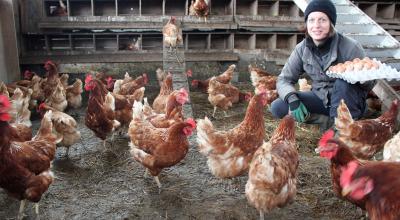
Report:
139,34,143,50
185,34,188,50
45,35,50,52
91,0,94,16
252,0,258,16
66,0,70,16
69,34,72,50
93,34,96,51
249,34,255,50
117,34,120,51
207,34,211,50
185,0,188,16
229,33,234,50
162,0,165,16
115,0,118,16
271,0,279,16
139,0,141,16
271,34,277,49
232,0,236,18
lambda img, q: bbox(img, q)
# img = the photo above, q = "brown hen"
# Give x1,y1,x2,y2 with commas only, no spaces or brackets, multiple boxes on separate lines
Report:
128,101,196,190
335,99,399,159
246,115,298,220
0,96,59,219
197,90,268,178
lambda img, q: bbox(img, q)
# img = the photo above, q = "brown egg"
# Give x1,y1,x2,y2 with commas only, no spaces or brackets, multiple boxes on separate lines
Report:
336,64,346,73
362,57,371,62
354,62,364,71
345,63,354,72
344,61,352,66
371,61,380,69
363,62,373,70
353,58,361,63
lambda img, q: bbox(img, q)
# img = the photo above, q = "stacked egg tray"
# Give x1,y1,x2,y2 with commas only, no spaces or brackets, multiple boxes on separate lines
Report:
326,59,400,84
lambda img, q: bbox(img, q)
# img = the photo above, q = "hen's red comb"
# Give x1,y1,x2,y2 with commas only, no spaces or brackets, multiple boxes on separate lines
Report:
38,102,46,110
0,95,10,109
24,70,32,78
186,69,193,77
186,118,196,128
390,99,399,110
0,95,11,122
45,60,54,66
319,129,335,147
179,88,188,94
85,74,93,84
142,73,149,84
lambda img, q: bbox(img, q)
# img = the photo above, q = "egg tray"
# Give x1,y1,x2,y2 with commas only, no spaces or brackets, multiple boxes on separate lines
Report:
326,59,400,84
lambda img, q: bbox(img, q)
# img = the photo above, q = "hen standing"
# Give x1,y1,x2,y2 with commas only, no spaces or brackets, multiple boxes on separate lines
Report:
316,130,366,209
66,78,83,109
38,103,81,157
340,160,400,220
163,16,182,51
335,99,399,159
145,88,189,128
0,95,58,219
207,76,251,117
84,75,120,148
128,101,196,190
191,64,236,93
152,73,173,113
245,115,298,220
41,61,60,100
189,0,209,22
197,90,268,178
383,130,400,162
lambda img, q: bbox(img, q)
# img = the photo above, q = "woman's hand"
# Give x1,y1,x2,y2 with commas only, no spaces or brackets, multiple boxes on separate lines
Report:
289,100,310,122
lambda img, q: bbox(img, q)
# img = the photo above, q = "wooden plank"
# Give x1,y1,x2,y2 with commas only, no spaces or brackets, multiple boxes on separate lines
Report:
372,79,400,122
19,51,239,64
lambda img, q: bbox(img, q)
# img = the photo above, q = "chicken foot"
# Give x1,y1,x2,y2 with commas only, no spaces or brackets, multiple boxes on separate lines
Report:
154,176,162,192
259,210,264,220
17,199,26,220
212,106,217,118
131,148,162,191
35,203,40,220
211,106,229,118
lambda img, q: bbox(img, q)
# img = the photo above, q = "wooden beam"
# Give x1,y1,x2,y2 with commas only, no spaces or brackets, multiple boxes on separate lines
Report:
20,51,238,64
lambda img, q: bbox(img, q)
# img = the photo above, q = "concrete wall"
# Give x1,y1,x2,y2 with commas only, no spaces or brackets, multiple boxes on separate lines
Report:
0,0,20,83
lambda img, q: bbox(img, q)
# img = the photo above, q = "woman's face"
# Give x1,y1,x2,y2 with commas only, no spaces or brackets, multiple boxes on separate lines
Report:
306,11,331,44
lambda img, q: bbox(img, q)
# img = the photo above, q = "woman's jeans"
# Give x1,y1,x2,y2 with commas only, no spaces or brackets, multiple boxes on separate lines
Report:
270,79,369,120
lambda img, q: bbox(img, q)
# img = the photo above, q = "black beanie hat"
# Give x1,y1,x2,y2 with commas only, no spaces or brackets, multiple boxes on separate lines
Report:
304,0,337,26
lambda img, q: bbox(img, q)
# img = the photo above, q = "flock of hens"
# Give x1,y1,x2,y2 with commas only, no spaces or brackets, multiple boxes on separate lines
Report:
2,0,400,219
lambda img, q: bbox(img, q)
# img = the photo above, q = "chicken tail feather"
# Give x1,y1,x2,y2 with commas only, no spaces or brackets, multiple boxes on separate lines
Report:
197,117,215,155
334,99,354,136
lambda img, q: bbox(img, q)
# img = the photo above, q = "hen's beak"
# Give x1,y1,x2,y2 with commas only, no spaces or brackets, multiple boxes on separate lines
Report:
314,148,320,154
342,186,351,196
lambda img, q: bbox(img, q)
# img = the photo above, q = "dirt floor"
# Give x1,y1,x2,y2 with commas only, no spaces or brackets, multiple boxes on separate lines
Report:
0,82,366,220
